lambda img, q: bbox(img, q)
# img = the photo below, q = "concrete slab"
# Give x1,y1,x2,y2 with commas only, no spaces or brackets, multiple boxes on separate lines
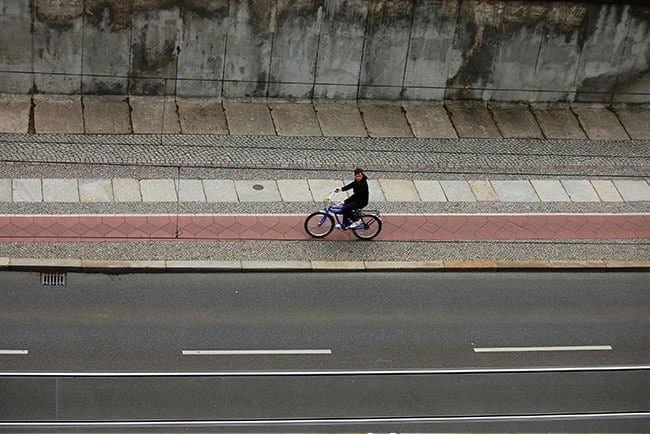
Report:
43,179,79,202
10,258,81,269
572,106,629,140
561,180,600,202
531,180,571,202
489,104,544,139
531,106,586,139
403,105,457,138
130,97,180,134
277,179,312,202
0,179,11,201
469,180,498,201
83,96,131,134
359,105,413,138
223,103,275,136
314,104,367,137
0,96,30,133
364,261,445,270
445,103,501,138
34,97,83,134
203,180,238,202
591,180,623,202
176,179,206,202
166,261,241,271
140,179,178,202
308,179,345,202
492,181,539,202
367,179,386,203
270,103,321,136
414,180,447,202
79,179,113,202
440,181,476,202
615,106,650,140
378,179,420,202
613,180,650,201
82,260,166,271
13,179,42,202
235,180,281,202
177,100,228,135
311,261,366,270
242,261,312,271
113,179,142,202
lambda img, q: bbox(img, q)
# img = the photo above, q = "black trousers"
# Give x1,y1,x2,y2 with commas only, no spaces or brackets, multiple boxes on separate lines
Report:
340,201,360,224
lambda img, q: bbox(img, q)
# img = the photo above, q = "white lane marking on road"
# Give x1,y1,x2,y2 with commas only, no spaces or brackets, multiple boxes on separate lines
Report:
0,350,28,355
4,364,649,377
474,345,612,353
3,411,650,428
182,349,332,356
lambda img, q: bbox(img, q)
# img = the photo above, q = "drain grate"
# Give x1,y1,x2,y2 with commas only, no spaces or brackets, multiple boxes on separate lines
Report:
41,272,66,286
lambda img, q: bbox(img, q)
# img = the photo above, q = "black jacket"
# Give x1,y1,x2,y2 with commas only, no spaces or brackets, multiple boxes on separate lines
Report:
342,174,369,208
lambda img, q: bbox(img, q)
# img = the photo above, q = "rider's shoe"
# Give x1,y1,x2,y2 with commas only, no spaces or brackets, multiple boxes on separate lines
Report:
336,222,350,230
347,220,361,229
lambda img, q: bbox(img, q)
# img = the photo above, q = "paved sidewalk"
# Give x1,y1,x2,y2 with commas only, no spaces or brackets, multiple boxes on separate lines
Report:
3,177,650,204
1,98,648,271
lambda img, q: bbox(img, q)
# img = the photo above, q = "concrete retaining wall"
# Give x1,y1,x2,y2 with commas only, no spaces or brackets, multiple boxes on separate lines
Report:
0,0,648,102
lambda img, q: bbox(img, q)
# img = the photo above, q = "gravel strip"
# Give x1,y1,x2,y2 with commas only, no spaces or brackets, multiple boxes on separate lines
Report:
1,240,647,263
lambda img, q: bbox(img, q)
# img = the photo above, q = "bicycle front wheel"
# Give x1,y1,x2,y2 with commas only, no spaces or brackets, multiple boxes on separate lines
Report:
304,212,334,238
352,214,382,240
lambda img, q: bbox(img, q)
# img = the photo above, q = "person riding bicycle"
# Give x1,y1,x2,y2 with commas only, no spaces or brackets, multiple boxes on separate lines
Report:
335,168,369,229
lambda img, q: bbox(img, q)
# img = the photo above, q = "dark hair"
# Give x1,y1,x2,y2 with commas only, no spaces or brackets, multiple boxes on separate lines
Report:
354,168,364,175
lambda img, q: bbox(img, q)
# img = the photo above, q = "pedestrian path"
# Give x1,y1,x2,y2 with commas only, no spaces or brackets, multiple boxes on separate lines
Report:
1,213,648,242
3,178,650,204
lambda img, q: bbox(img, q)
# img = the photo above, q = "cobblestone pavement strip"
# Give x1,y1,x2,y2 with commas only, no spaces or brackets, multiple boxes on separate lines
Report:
1,134,648,177
1,213,648,242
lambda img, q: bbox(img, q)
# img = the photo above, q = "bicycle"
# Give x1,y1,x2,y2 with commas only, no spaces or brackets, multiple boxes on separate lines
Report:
304,191,382,240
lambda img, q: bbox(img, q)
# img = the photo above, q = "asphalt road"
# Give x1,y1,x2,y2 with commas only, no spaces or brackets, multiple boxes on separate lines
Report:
0,271,648,431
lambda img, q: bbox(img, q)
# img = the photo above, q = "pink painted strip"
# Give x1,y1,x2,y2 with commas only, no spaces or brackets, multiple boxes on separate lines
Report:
0,214,648,242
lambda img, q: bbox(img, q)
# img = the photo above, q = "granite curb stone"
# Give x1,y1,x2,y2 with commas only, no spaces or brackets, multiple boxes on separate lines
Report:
12,179,42,202
80,179,114,203
43,179,78,203
561,180,600,202
531,180,570,202
492,180,539,202
614,180,650,202
1,258,649,272
440,181,476,202
591,180,623,202
0,179,11,202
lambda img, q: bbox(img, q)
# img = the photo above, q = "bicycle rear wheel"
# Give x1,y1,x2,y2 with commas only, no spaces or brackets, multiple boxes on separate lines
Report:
304,212,334,238
352,214,382,240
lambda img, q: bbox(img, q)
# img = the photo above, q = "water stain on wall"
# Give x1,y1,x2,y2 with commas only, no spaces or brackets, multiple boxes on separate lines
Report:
84,0,131,31
34,0,82,30
183,0,230,20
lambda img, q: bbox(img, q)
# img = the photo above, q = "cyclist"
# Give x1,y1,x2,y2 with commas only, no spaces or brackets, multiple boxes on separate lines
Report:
335,167,369,229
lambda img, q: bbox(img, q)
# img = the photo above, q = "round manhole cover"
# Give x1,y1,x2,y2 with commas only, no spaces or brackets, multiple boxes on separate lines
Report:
252,184,264,191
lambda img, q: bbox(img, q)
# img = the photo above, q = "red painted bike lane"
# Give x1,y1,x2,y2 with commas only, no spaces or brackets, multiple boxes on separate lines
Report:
1,214,649,242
